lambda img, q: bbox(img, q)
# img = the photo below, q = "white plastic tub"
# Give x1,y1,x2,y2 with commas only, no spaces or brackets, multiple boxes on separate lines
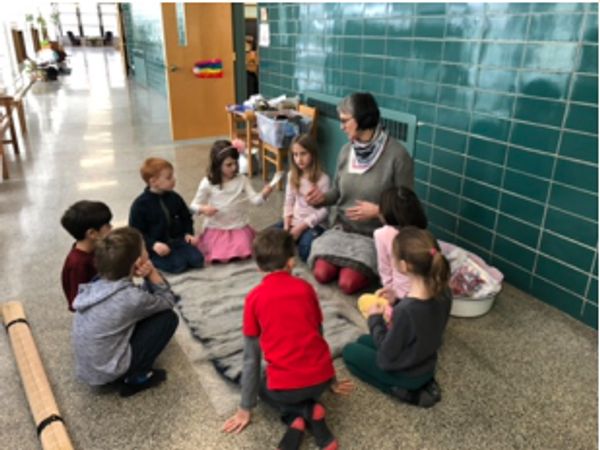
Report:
450,294,497,318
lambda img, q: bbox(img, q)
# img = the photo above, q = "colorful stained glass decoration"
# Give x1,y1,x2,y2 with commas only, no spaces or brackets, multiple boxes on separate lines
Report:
192,59,224,78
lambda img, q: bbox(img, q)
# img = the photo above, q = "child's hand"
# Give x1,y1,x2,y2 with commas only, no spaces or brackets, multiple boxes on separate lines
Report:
261,184,273,199
201,205,218,217
331,378,354,396
375,287,395,304
185,234,198,246
222,408,251,434
153,242,171,256
367,303,385,317
290,223,308,241
134,258,154,278
283,216,293,231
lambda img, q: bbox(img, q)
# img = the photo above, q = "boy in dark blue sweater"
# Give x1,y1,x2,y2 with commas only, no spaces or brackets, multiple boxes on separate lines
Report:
129,157,204,274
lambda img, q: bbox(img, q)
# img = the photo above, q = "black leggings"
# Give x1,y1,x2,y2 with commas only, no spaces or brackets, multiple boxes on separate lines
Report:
259,377,333,422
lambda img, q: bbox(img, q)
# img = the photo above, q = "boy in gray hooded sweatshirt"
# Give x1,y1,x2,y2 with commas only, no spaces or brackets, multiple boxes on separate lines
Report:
72,226,179,397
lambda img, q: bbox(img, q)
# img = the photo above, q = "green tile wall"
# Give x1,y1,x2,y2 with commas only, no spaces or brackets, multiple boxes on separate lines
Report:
121,4,167,96
258,2,598,328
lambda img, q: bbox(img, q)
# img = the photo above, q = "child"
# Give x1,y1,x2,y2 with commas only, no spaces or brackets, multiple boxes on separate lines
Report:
129,157,204,273
357,186,427,320
281,134,330,262
60,200,113,312
190,140,273,263
222,229,353,450
343,226,451,408
72,226,179,397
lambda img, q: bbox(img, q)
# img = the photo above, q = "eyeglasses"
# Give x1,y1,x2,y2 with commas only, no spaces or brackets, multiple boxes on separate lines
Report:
339,116,354,124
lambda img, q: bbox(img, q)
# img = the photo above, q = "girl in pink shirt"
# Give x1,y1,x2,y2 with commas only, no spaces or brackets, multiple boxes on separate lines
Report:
358,186,427,320
281,134,330,262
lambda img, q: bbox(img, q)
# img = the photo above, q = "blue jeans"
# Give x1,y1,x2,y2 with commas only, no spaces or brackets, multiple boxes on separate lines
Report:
273,221,325,262
151,239,204,274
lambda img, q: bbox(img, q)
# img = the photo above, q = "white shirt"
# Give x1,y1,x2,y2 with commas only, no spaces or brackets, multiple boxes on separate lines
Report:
190,175,264,230
283,172,330,228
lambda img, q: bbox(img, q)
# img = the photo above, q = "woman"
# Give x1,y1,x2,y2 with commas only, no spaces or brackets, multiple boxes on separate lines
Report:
306,92,414,294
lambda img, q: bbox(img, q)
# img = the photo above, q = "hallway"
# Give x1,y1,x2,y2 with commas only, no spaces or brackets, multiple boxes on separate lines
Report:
0,47,597,450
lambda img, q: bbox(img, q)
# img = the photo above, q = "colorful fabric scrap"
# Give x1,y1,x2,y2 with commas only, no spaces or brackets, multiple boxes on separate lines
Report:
193,59,224,78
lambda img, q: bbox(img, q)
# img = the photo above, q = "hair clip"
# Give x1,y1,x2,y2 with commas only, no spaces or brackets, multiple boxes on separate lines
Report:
217,146,236,156
429,248,437,256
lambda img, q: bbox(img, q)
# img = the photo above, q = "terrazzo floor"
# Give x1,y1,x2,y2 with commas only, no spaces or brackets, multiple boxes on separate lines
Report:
0,47,596,450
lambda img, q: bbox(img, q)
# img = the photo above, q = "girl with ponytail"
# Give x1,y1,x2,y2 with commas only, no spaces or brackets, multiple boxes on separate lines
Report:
342,226,452,408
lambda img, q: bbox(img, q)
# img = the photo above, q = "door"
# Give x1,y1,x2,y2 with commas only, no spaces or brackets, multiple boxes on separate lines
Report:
162,3,236,140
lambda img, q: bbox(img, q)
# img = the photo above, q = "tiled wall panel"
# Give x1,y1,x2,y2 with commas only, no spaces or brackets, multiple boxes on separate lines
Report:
258,2,598,327
121,4,167,96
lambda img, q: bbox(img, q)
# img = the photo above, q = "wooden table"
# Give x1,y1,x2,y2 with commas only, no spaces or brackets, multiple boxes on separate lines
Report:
225,108,260,177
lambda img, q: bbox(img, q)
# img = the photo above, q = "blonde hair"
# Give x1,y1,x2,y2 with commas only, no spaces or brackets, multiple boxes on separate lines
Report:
140,158,173,184
392,227,450,298
288,134,322,192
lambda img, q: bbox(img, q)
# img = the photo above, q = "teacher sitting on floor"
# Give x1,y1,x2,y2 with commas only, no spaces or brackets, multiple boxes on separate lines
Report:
306,92,414,295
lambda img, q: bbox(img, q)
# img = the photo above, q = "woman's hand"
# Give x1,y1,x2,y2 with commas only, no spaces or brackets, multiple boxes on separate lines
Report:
345,201,379,222
305,186,325,206
222,408,251,434
331,378,355,396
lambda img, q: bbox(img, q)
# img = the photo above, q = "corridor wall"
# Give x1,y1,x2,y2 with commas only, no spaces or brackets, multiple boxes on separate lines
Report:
258,3,599,328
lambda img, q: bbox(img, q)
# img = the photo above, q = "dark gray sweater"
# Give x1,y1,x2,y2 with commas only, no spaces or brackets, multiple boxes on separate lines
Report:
368,288,452,376
323,137,414,236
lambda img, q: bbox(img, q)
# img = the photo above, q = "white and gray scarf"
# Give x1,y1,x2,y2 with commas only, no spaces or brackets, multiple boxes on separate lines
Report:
348,125,389,174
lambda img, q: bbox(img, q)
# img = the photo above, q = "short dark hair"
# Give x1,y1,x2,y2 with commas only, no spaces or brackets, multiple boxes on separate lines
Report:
253,228,295,272
61,200,113,240
379,186,428,230
94,227,143,280
338,92,380,131
208,139,239,186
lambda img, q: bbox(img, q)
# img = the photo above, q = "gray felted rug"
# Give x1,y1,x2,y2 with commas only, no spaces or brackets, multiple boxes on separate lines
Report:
166,260,367,383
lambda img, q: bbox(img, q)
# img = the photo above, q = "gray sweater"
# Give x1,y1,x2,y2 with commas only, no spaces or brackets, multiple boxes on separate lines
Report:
323,137,414,236
72,277,176,385
368,289,452,376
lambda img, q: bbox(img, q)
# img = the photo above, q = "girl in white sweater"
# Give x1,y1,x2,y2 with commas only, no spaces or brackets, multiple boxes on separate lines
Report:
191,140,272,263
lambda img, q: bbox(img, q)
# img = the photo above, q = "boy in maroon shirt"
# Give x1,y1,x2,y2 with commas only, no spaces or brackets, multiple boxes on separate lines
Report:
60,200,112,311
223,229,353,450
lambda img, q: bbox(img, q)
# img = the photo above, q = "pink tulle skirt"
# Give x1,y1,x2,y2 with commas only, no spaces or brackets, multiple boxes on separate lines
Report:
197,225,256,263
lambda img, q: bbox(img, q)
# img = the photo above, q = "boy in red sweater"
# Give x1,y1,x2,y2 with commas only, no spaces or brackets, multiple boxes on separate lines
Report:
223,228,353,450
60,200,112,311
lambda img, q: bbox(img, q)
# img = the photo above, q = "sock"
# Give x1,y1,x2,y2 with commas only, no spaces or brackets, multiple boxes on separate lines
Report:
120,369,167,398
306,403,338,450
277,417,305,450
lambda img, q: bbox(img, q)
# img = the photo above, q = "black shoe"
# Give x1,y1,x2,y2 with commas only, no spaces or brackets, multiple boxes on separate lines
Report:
119,369,167,397
390,385,437,408
424,379,442,403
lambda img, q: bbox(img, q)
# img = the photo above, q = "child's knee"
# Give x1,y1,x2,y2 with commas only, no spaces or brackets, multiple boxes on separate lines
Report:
313,259,339,283
338,268,370,295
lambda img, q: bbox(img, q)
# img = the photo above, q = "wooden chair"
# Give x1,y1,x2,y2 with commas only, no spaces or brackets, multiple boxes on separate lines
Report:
226,108,261,176
261,104,318,190
0,111,11,179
